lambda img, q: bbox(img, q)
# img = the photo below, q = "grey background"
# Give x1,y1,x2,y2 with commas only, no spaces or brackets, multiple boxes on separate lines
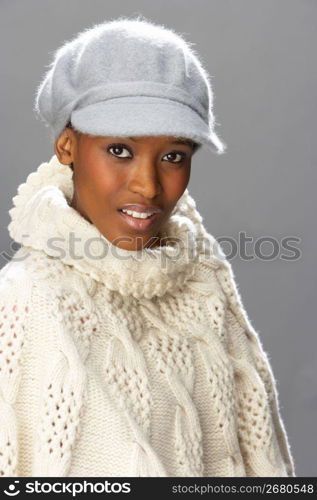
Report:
0,0,316,476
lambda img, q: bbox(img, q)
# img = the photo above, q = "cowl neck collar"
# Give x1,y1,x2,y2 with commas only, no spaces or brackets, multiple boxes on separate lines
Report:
8,154,224,299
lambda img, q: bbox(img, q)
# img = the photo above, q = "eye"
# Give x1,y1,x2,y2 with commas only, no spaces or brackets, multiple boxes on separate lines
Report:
163,151,187,164
107,143,132,158
106,144,187,164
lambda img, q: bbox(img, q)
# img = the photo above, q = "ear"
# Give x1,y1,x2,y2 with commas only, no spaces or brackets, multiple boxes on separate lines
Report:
54,127,76,167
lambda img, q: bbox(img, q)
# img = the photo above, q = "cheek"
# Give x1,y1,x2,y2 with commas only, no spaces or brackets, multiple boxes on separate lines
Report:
163,169,190,201
74,161,120,211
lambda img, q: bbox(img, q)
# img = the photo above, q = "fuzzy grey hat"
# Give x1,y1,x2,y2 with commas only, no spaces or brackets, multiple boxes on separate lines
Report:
34,15,227,154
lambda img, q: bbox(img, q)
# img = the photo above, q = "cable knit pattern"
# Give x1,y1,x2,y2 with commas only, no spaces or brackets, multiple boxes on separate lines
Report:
0,275,31,476
0,154,296,477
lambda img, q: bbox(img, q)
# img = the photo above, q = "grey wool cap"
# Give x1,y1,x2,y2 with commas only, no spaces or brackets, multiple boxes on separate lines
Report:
34,15,227,154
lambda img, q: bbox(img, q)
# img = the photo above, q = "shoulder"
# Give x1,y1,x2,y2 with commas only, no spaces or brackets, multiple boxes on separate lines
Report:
0,250,35,379
0,247,99,366
0,246,97,301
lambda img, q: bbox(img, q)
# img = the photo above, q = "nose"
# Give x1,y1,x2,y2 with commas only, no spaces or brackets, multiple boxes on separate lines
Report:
127,161,162,199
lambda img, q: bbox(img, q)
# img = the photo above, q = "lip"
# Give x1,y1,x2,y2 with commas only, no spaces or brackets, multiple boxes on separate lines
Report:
118,209,160,231
118,204,163,214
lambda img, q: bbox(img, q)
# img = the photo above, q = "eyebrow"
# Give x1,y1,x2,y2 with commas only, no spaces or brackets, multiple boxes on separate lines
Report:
127,136,194,147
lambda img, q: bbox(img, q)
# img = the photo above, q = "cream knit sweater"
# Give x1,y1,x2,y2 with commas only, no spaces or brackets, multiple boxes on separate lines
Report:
0,154,295,477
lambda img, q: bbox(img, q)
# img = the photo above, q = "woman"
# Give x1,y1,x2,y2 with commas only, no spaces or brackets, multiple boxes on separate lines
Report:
0,15,295,477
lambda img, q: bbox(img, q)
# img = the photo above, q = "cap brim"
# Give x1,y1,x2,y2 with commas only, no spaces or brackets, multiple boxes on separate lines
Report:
70,97,226,155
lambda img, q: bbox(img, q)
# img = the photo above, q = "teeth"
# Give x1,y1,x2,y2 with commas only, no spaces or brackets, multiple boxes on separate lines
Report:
121,209,155,219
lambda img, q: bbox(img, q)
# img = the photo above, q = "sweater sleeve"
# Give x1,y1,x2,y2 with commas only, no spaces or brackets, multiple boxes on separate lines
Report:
216,261,296,477
0,264,32,477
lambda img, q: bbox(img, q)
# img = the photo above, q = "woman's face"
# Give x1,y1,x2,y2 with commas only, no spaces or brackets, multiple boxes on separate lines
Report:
54,127,196,250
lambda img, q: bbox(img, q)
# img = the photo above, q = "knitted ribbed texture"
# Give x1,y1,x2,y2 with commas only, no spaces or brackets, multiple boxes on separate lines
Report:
0,155,296,477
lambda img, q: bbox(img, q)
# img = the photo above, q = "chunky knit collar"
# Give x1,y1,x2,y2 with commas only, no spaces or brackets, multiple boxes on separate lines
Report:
8,154,224,299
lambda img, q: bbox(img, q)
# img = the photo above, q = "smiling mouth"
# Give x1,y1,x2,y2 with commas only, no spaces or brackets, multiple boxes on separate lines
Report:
118,209,160,231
